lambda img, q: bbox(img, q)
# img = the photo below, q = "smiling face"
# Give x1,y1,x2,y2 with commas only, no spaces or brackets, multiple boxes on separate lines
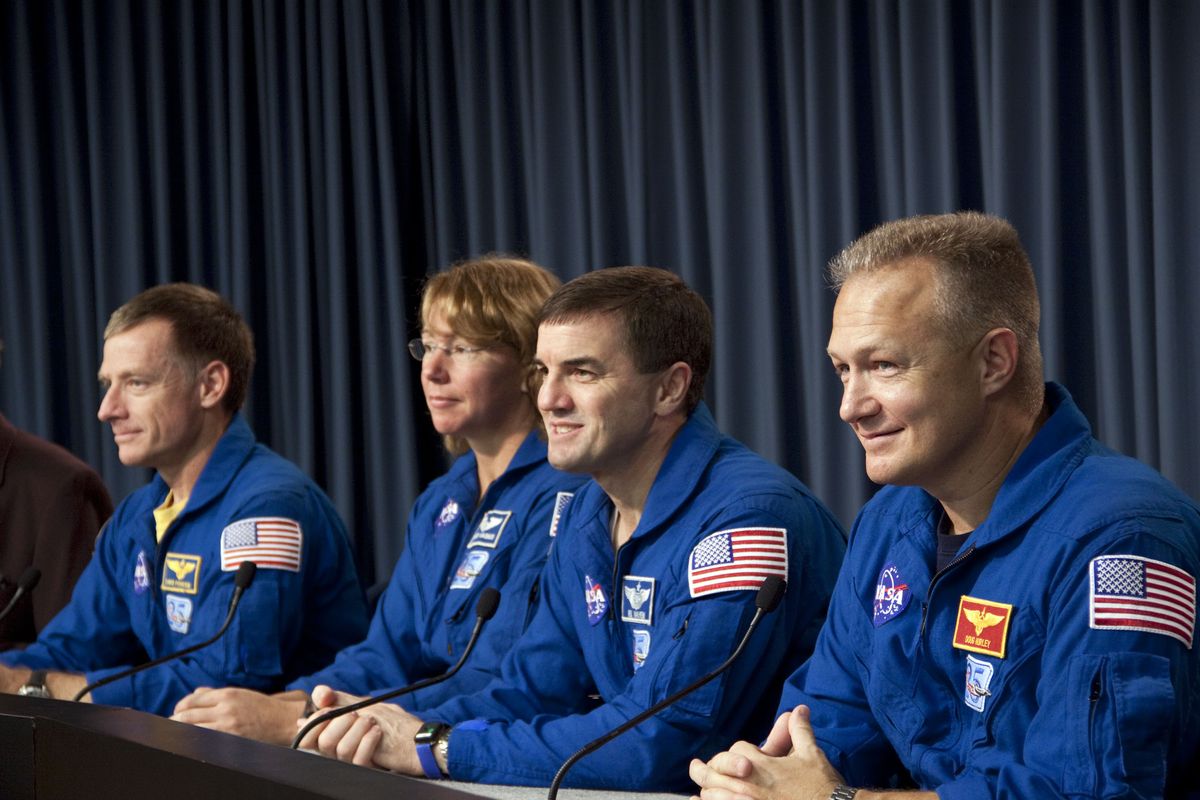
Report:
418,312,532,449
97,318,209,474
534,316,665,483
827,259,989,493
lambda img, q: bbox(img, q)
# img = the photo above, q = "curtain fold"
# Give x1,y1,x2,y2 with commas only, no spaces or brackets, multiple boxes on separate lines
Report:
3,1,1197,586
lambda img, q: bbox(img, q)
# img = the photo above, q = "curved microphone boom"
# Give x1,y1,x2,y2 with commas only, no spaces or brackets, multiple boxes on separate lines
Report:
0,566,43,624
546,575,787,800
73,561,257,702
292,586,501,750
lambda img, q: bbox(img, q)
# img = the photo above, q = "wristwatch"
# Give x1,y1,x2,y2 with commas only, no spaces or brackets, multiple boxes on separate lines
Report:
414,721,451,778
830,785,859,800
17,669,51,699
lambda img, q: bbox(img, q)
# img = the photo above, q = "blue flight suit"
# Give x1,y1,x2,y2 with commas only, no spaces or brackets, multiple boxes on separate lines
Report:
778,383,1200,798
419,405,847,790
0,415,369,716
288,430,585,710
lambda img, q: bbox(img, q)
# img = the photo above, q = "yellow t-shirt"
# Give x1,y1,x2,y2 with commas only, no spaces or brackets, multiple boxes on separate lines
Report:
153,491,187,543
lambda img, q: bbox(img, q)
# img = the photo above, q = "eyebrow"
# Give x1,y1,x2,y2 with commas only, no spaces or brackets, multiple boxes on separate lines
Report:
534,355,606,371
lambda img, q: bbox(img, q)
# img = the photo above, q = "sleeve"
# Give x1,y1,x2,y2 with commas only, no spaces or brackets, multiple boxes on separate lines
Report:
92,488,367,716
775,518,908,788
426,497,837,791
937,524,1199,800
0,509,147,676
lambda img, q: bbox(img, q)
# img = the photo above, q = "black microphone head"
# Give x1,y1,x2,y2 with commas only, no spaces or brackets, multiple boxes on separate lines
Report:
756,576,785,613
233,560,257,589
476,587,500,621
18,566,42,592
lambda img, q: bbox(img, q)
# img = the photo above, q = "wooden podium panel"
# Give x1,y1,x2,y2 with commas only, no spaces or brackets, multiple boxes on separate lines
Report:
0,694,489,799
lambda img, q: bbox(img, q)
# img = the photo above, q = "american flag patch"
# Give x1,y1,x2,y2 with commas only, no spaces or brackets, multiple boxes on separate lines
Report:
688,527,788,598
548,491,574,538
1089,554,1196,648
220,517,303,572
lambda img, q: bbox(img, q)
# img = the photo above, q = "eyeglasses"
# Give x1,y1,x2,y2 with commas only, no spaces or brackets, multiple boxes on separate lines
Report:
407,339,493,362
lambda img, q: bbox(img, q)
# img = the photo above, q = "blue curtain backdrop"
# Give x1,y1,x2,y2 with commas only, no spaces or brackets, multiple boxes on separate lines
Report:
2,1,1198,588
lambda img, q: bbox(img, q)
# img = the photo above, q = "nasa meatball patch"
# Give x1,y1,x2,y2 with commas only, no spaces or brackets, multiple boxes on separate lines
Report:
872,562,912,627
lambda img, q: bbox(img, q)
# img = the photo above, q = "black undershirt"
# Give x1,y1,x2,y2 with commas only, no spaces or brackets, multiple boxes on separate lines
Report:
936,532,969,572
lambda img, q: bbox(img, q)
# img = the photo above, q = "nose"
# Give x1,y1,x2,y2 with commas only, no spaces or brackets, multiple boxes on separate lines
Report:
421,349,451,383
537,371,572,415
97,384,121,422
839,370,879,425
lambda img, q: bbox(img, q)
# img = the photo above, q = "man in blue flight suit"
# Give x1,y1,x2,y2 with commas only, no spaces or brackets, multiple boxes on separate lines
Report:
691,212,1200,799
0,283,368,715
298,266,848,791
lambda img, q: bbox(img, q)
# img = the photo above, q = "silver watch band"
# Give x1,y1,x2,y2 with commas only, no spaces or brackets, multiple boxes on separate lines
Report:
830,785,859,800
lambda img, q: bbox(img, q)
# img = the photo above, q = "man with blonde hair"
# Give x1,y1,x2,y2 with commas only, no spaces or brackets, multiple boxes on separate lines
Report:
0,284,368,715
692,212,1200,799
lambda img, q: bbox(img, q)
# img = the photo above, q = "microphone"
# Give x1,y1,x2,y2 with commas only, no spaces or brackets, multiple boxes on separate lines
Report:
292,587,501,750
73,561,257,702
0,566,43,625
546,575,787,800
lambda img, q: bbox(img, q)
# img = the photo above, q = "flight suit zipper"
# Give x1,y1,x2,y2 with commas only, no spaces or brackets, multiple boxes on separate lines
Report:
919,544,977,638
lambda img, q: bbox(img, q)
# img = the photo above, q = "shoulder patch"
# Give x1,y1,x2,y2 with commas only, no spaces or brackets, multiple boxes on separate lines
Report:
688,527,788,598
548,492,574,538
1090,554,1196,648
161,552,201,594
467,510,511,549
221,517,302,572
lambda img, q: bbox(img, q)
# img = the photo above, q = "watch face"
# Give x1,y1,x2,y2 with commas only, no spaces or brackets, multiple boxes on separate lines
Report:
415,722,447,744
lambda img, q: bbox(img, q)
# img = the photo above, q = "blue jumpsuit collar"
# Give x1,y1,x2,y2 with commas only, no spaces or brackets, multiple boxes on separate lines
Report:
443,428,548,500
903,382,1094,552
139,413,257,543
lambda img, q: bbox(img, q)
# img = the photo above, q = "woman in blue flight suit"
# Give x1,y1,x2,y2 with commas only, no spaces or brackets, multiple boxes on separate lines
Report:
172,256,584,742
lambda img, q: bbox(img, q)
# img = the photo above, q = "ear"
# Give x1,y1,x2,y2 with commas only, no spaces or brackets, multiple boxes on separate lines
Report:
976,328,1019,398
655,362,693,417
196,360,232,410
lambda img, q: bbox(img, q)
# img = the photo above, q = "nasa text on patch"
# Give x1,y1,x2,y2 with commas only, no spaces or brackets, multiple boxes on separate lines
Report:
1089,554,1196,648
161,552,201,594
953,595,1014,658
584,574,608,625
436,498,461,529
873,561,911,627
467,509,512,549
621,576,655,624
